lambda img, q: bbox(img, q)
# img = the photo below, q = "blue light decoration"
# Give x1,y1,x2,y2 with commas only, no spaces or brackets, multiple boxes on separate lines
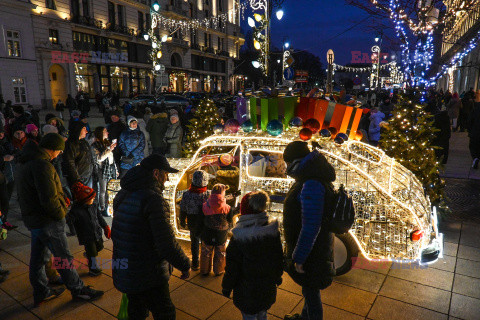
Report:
430,28,480,86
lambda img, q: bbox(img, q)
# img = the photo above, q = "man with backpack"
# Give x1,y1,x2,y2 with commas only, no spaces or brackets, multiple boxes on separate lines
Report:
282,141,336,320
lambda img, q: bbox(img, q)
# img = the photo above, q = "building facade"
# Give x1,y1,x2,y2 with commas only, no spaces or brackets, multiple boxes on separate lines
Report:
436,1,480,93
0,0,42,107
0,0,244,109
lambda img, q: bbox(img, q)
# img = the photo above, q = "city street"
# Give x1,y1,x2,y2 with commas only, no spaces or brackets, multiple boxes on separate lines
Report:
0,112,479,320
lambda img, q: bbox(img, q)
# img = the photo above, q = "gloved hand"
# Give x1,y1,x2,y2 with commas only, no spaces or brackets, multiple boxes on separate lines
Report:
103,225,111,239
222,289,231,298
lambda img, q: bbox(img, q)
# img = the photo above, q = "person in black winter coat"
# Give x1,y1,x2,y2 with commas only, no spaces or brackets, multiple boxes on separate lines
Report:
282,141,336,320
70,182,110,276
180,170,211,270
107,111,127,169
222,191,283,320
432,108,451,164
62,122,95,189
112,154,191,320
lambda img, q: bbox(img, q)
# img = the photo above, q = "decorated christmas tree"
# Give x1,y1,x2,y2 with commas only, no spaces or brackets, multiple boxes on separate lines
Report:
379,92,445,204
183,98,220,157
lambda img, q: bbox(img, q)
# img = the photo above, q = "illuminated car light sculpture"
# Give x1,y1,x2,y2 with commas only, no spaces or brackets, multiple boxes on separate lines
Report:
107,128,443,274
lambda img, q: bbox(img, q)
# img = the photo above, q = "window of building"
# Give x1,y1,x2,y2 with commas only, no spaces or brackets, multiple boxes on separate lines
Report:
71,0,80,17
204,32,208,47
218,0,223,12
189,3,194,17
138,11,144,32
205,0,209,6
146,14,151,31
49,29,59,44
82,0,90,17
205,10,209,18
217,37,221,51
208,34,212,48
46,0,57,10
12,78,27,103
6,30,21,57
117,5,125,27
108,1,115,27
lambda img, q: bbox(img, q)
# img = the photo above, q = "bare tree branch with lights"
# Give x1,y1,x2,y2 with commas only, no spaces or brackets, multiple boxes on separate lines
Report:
344,0,478,91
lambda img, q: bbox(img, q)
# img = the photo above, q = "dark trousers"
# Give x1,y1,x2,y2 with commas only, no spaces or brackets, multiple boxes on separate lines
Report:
127,282,176,320
190,230,200,267
30,220,84,300
84,240,104,269
301,286,323,320
435,141,450,164
1,181,15,221
470,138,480,159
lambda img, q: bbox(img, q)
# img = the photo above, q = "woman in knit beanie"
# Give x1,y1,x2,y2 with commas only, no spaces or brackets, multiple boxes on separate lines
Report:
179,170,211,270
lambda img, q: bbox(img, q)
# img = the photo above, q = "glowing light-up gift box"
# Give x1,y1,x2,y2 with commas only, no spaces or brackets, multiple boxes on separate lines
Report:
249,97,297,131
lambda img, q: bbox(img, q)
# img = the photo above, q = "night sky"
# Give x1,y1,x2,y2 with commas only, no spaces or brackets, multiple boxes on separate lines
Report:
241,0,397,66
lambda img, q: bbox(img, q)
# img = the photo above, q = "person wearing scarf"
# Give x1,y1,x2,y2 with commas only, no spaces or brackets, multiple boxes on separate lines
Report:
179,170,210,271
200,184,233,276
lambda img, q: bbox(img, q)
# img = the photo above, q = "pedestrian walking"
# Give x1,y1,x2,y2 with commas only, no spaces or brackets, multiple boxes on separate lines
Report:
66,94,77,115
447,92,462,131
180,170,211,271
112,154,190,320
222,191,284,320
282,141,336,320
56,100,65,120
200,184,234,276
15,133,104,306
69,182,110,276
118,116,145,178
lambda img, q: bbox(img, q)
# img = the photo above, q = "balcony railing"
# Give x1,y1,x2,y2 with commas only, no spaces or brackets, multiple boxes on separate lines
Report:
106,23,135,36
206,47,215,54
70,15,103,29
190,43,201,50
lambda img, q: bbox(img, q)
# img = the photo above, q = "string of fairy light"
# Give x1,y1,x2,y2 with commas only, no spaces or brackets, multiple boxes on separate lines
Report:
369,0,478,91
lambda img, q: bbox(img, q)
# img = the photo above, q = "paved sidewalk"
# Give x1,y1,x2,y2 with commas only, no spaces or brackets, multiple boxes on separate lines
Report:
0,113,479,319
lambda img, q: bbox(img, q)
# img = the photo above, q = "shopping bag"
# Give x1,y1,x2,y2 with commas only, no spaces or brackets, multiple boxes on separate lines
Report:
117,293,129,320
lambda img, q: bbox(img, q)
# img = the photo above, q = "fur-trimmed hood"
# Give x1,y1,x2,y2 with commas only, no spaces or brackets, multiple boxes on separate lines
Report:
232,213,279,242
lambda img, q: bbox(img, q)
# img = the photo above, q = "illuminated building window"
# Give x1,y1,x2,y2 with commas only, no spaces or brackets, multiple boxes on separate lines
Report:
6,30,21,57
12,78,27,104
49,29,59,44
46,0,57,10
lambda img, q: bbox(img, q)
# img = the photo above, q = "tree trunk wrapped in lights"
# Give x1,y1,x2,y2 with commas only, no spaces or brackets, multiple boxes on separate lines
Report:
183,98,220,157
379,92,445,206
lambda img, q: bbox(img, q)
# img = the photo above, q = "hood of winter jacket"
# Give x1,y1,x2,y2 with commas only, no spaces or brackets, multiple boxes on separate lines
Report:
151,113,168,120
232,212,279,242
120,165,162,193
203,194,230,215
370,111,385,122
286,149,336,183
16,139,50,164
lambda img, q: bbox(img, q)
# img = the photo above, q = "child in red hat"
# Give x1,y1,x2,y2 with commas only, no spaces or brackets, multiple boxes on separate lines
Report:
70,182,111,276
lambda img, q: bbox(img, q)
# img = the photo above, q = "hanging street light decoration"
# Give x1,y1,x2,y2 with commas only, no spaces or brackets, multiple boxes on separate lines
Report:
247,0,286,79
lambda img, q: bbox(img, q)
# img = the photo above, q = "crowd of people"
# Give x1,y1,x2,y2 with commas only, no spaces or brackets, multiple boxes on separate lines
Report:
0,85,479,319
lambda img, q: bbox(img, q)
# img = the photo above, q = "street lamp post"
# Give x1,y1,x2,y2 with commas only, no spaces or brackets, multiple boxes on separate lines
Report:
371,32,383,91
